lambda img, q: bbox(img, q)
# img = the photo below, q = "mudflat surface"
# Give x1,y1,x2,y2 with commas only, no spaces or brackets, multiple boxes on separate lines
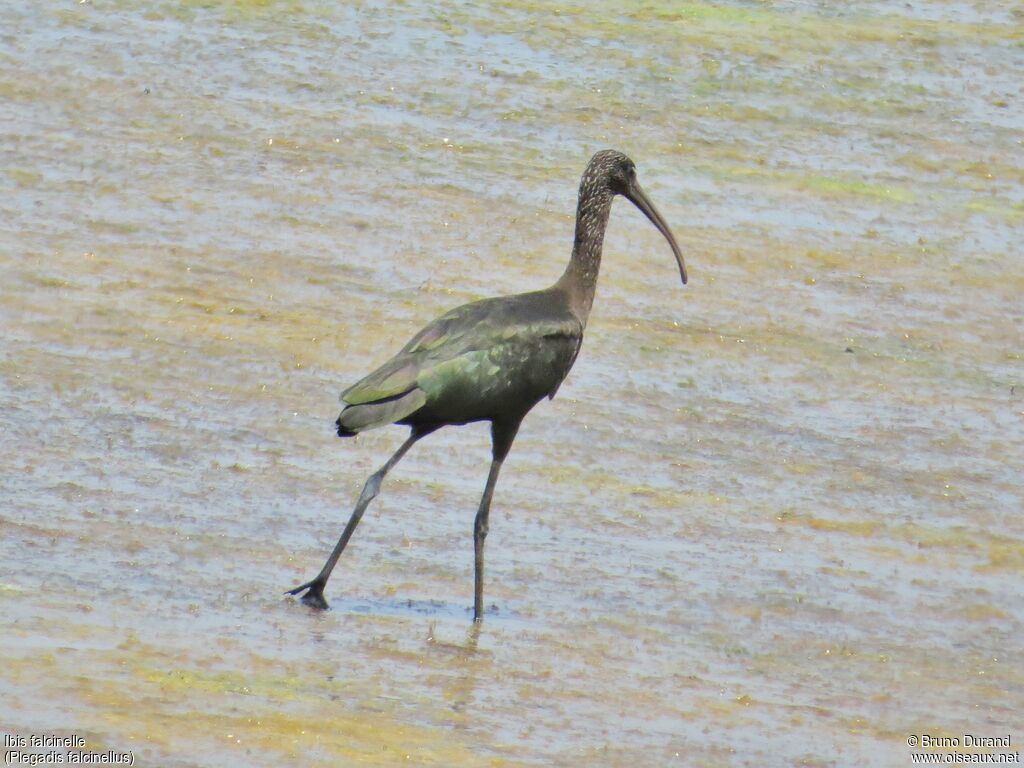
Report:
2,2,1021,766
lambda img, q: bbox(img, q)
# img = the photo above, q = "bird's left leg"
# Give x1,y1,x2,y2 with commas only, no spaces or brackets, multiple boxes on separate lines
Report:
287,427,432,610
473,419,520,623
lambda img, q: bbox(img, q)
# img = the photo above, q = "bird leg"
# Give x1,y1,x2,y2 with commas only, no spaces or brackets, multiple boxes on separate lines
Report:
473,420,520,622
472,460,503,622
287,428,428,610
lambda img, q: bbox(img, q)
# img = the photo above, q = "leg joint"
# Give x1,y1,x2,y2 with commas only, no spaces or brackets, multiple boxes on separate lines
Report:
360,468,386,503
474,506,489,540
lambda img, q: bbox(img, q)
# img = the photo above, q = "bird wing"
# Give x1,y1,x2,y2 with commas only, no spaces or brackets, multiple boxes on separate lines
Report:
340,302,483,406
341,291,582,410
414,302,582,407
340,355,422,405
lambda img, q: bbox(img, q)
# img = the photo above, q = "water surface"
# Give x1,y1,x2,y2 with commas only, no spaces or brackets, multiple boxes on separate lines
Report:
1,1,1022,766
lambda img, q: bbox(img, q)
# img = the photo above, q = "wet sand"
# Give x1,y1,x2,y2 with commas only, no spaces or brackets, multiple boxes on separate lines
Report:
1,2,1022,766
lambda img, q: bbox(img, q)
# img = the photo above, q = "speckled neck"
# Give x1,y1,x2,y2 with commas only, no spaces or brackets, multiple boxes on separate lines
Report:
555,175,615,327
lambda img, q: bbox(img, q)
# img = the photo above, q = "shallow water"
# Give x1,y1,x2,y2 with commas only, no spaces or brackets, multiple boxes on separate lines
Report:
1,1,1022,766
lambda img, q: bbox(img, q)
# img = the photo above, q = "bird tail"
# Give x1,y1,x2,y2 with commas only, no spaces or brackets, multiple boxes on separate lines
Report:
336,388,427,437
336,416,359,438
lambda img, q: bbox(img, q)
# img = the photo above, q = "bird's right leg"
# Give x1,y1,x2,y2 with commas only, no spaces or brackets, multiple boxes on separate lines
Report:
287,428,428,610
473,419,520,623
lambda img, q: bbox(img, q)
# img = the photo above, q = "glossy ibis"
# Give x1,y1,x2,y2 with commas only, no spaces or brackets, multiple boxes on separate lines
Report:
287,149,688,622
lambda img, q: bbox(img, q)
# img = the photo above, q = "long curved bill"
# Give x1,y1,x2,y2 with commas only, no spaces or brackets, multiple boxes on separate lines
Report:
625,182,688,285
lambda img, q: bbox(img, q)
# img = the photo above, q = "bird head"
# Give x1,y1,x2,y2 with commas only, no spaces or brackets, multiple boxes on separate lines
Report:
587,149,688,285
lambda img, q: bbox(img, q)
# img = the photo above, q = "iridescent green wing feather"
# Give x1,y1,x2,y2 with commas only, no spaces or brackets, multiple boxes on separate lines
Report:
414,300,583,405
341,291,581,419
339,303,476,405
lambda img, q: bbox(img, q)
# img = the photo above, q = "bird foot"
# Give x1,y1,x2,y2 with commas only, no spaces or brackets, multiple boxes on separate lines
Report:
285,578,330,610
